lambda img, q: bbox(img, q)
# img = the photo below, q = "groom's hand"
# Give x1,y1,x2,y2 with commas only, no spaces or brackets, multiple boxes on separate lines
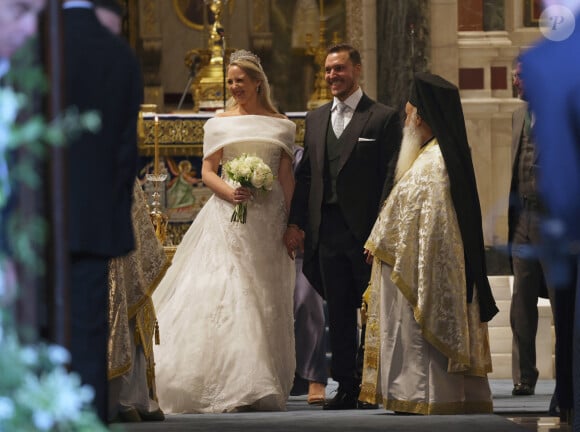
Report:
283,225,304,259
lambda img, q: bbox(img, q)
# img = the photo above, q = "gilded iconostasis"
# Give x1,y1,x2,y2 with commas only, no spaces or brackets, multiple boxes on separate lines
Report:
119,0,347,113
118,0,349,244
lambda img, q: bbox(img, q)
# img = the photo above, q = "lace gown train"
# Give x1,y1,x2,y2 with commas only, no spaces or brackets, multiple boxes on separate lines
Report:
152,116,296,413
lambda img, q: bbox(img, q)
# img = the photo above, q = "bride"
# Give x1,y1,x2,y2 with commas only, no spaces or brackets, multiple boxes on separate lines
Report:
152,50,297,414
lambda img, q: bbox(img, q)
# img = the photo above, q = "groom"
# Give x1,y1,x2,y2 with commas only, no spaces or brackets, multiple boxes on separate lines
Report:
285,43,401,410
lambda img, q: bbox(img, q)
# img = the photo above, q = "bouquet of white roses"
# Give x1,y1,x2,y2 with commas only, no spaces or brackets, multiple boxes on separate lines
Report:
223,154,274,223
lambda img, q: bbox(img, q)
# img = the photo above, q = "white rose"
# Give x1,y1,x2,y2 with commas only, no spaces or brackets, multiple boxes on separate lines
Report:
238,163,252,180
251,170,266,188
263,172,274,190
225,160,238,177
246,156,261,168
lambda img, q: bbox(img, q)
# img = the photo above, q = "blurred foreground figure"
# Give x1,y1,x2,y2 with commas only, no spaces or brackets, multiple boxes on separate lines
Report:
63,0,143,422
521,1,580,426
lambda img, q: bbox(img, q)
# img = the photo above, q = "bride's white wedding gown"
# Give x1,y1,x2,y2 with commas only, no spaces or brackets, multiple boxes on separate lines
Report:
152,115,297,413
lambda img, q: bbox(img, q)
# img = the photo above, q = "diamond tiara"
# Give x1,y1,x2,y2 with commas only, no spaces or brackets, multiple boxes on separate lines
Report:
229,49,262,68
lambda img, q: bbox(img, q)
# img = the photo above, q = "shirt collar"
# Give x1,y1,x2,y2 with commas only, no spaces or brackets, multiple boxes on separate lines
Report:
63,0,93,9
332,86,362,112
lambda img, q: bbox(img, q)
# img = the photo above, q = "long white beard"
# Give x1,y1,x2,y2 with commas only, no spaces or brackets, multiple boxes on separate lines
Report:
395,124,422,182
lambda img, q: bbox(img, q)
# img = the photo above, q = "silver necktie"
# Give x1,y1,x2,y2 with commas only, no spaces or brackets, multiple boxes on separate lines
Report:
333,102,347,138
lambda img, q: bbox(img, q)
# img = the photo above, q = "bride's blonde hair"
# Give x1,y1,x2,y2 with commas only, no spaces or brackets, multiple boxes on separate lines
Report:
226,50,279,114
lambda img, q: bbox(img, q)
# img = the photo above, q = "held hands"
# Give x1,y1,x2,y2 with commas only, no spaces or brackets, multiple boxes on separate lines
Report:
283,225,304,259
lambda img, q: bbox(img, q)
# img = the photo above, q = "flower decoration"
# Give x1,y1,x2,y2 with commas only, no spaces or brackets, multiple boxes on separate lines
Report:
223,154,274,223
0,42,104,431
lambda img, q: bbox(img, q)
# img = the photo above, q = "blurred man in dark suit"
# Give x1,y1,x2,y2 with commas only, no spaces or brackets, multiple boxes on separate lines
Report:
508,60,554,399
62,0,143,422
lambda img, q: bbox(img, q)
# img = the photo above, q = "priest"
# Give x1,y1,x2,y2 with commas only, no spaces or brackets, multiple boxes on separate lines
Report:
360,72,498,415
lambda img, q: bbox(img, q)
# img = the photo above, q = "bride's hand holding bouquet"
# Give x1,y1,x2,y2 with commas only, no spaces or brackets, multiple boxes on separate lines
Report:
224,154,274,223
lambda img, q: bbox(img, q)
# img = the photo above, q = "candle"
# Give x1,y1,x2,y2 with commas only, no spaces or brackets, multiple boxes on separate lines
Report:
154,115,159,176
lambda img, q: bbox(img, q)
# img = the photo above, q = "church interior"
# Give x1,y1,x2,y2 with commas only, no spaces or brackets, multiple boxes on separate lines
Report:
134,0,535,250
3,0,570,430
115,1,565,430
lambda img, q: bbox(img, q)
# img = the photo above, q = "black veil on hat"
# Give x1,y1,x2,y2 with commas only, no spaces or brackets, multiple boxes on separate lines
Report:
409,72,498,322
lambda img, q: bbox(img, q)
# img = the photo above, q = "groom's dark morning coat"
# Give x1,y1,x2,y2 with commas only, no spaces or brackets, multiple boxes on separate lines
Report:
290,94,400,295
289,93,400,386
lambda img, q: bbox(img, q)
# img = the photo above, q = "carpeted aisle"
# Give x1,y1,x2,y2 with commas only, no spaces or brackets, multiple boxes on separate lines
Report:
119,380,555,432
122,412,527,432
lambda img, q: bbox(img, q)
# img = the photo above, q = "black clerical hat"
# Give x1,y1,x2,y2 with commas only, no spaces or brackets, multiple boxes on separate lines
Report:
408,72,498,322
409,72,467,148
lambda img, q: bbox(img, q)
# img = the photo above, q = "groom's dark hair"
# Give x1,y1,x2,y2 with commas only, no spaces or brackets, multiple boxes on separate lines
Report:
327,43,362,66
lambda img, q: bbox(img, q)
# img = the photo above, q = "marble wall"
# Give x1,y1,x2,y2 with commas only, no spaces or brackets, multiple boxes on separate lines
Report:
416,0,541,246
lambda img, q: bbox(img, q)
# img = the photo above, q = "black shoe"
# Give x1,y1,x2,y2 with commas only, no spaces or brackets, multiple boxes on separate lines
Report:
139,408,165,422
357,401,378,410
323,388,358,410
112,407,142,423
290,374,309,396
512,383,535,396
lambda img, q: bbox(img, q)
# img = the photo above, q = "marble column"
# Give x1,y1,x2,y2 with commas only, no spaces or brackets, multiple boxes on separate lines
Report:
374,0,430,108
345,0,378,100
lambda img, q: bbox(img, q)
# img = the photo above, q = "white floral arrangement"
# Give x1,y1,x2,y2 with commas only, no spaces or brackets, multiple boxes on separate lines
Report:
0,332,107,431
0,45,103,431
223,154,274,223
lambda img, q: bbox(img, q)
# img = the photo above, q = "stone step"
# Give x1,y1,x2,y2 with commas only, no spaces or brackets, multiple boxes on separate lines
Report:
489,326,512,354
488,299,511,327
485,275,555,379
489,353,511,379
488,275,513,301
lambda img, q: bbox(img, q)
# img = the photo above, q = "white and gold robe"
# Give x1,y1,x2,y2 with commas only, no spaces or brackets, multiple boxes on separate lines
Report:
360,139,493,415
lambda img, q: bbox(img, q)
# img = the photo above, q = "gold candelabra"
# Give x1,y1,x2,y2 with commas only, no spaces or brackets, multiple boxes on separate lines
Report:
141,104,168,244
190,0,231,112
305,0,340,110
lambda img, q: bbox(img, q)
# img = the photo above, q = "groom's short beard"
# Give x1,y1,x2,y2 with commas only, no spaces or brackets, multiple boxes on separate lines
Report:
395,122,422,182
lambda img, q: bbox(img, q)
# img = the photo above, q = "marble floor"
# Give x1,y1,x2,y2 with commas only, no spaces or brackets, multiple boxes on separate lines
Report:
509,416,570,431
494,380,570,431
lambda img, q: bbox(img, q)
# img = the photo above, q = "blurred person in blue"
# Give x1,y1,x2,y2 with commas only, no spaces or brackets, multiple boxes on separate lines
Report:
521,0,580,426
